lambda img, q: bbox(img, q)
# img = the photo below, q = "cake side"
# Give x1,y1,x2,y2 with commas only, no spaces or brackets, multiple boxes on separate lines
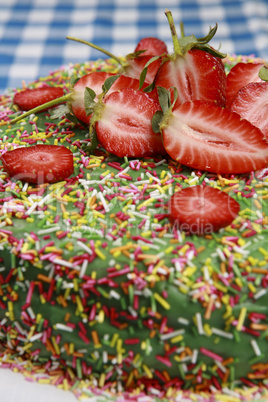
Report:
0,56,268,400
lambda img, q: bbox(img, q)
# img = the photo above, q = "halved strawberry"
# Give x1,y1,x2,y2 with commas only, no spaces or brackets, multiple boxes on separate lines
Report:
134,37,168,56
1,145,74,184
72,72,158,124
168,185,240,235
155,48,226,107
153,11,227,108
230,82,268,138
95,88,165,157
123,55,162,84
160,100,268,174
14,87,64,111
226,62,264,108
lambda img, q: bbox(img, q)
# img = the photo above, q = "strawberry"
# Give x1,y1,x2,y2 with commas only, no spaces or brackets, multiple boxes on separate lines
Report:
134,37,168,56
168,185,240,235
94,88,165,157
226,62,264,108
230,82,268,138
157,97,268,174
1,145,74,184
14,87,64,111
66,36,162,85
72,72,158,124
123,55,162,84
153,11,227,108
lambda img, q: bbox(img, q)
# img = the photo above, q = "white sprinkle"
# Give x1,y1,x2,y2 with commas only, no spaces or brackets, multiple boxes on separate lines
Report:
37,194,52,207
154,159,166,166
98,192,109,212
215,360,227,373
37,226,61,235
25,202,38,216
251,339,262,356
77,240,93,255
216,248,226,261
29,333,44,342
53,258,78,269
191,349,198,364
254,288,267,299
110,290,121,300
80,259,88,278
211,327,233,339
160,329,185,341
55,323,74,332
178,317,189,326
196,312,204,335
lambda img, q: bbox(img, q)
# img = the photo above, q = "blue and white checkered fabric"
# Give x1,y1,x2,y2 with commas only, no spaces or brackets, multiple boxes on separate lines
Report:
0,0,267,94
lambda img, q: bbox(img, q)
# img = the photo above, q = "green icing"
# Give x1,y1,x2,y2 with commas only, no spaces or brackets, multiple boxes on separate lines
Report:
0,58,268,395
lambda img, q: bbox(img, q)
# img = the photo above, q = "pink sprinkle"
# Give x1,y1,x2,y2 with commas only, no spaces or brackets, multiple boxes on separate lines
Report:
200,347,223,362
156,355,172,367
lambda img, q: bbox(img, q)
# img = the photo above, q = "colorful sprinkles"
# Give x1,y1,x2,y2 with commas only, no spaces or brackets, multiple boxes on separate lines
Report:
0,56,268,401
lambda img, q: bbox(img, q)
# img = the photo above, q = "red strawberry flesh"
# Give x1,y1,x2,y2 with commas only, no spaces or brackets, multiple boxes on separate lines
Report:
14,87,64,111
226,62,264,108
169,185,240,234
96,88,165,157
155,49,226,107
134,37,168,56
1,145,74,184
161,100,268,174
230,81,268,138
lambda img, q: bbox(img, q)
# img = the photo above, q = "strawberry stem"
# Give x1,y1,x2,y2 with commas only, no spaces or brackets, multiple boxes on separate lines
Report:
165,10,183,56
66,37,124,67
9,93,72,125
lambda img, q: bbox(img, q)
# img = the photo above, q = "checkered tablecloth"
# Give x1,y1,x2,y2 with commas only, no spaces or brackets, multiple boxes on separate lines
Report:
0,0,267,94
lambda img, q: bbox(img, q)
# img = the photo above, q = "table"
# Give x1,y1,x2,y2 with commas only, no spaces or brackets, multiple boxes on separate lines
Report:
0,0,267,94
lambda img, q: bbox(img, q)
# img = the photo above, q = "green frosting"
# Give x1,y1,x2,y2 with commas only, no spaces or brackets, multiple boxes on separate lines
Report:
0,58,268,396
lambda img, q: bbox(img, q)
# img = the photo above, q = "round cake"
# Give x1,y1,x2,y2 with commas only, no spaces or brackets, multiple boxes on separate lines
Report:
0,50,268,402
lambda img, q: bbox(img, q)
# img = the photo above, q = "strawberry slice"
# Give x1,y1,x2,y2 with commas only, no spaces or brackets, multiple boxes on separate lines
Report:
153,11,227,108
124,55,162,84
161,100,268,174
1,145,74,184
168,185,240,234
134,37,168,56
95,88,165,157
230,82,268,138
14,87,64,111
155,48,226,107
72,72,158,125
226,62,264,108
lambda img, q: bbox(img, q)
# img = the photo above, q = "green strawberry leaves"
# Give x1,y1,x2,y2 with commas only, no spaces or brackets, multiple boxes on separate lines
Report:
259,65,268,82
152,86,178,133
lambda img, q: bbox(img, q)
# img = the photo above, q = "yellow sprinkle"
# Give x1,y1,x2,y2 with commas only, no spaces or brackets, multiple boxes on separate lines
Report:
110,333,119,348
248,283,256,293
52,336,60,355
95,248,106,260
203,324,213,336
137,198,154,210
142,364,153,378
170,335,183,344
99,373,106,388
153,292,170,310
75,295,84,312
236,307,247,331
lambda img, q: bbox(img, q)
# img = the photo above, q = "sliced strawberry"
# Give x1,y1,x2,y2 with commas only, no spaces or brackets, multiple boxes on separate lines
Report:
124,55,162,84
1,145,74,184
230,82,268,138
226,62,264,108
169,185,240,234
134,37,168,56
14,87,64,111
72,72,158,125
161,100,268,174
95,88,165,157
155,48,226,108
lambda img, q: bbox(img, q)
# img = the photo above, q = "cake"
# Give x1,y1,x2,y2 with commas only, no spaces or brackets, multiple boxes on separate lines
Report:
0,29,268,401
